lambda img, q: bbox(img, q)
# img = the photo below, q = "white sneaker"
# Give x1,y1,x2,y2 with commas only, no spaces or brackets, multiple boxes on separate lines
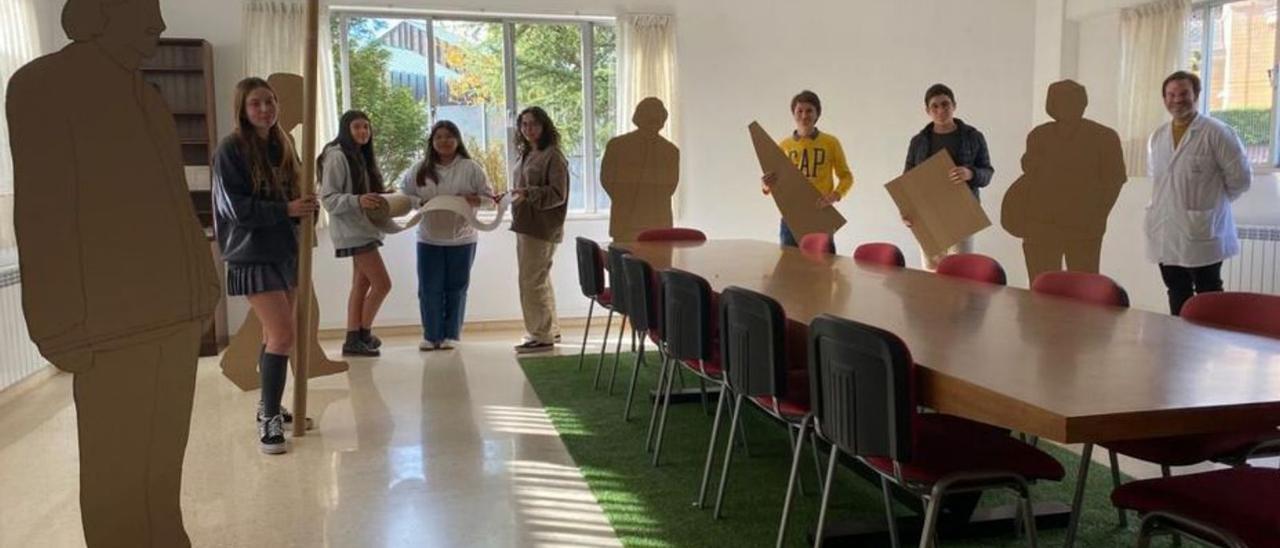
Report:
438,339,458,350
419,340,438,351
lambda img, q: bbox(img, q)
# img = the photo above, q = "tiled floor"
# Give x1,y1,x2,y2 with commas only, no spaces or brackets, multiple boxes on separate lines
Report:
0,330,621,548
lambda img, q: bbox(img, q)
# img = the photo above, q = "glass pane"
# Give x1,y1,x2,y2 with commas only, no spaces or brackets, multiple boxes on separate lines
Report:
1183,8,1205,76
593,24,618,212
514,23,585,212
1206,1,1275,164
433,20,509,197
345,17,431,180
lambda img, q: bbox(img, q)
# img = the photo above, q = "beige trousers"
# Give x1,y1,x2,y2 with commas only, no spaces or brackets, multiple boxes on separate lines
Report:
516,234,560,342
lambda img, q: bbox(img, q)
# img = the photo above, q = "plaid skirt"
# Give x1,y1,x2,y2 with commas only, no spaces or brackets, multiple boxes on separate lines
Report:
226,259,297,296
335,240,383,258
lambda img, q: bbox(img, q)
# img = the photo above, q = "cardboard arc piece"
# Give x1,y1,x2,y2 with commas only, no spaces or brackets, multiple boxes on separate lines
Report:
748,121,847,238
218,289,349,391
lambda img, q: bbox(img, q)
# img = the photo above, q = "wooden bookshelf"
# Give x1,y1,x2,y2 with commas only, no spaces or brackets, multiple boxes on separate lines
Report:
141,38,227,357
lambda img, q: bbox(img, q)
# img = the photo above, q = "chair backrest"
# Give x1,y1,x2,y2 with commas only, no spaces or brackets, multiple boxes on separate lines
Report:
808,314,914,462
853,242,906,268
574,237,606,298
660,268,715,362
606,245,631,315
636,227,707,242
1182,291,1280,339
799,233,833,254
621,254,659,334
719,286,787,397
1031,271,1130,308
936,253,1007,285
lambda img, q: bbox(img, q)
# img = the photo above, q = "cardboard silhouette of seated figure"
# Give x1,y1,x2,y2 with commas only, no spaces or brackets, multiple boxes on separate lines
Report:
1002,80,1127,282
6,0,220,545
218,72,348,391
601,97,679,241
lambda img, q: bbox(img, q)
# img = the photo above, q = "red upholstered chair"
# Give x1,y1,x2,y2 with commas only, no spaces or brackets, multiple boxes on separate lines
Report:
853,242,906,268
1031,271,1130,308
636,227,707,242
647,268,721,468
619,254,667,423
1111,467,1280,548
935,253,1007,285
799,232,834,254
784,315,1064,548
574,237,616,372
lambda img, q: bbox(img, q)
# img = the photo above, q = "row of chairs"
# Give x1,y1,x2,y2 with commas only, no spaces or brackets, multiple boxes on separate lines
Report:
573,231,1280,547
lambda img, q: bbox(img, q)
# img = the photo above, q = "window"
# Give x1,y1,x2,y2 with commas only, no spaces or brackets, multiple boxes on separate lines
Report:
332,11,619,215
1183,0,1279,166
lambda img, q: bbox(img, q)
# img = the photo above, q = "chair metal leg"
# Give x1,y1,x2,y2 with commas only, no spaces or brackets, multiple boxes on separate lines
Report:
1063,442,1094,548
713,393,745,519
652,356,679,467
623,336,647,421
776,417,811,548
786,425,807,497
591,310,613,389
917,490,944,548
577,300,595,372
810,430,825,493
880,476,902,548
697,385,729,509
812,445,841,548
736,408,752,458
1019,486,1039,548
698,377,710,415
607,318,628,394
645,355,671,450
1108,448,1127,527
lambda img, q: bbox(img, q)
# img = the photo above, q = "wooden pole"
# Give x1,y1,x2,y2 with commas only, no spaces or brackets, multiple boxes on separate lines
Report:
292,0,320,437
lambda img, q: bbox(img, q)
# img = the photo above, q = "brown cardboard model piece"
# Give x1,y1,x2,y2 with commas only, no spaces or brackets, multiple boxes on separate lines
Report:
218,71,347,391
749,122,847,238
6,0,220,545
601,97,679,241
1002,80,1127,282
886,149,992,259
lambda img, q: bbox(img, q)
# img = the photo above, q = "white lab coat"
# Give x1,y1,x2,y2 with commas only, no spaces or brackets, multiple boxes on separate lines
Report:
1144,114,1251,267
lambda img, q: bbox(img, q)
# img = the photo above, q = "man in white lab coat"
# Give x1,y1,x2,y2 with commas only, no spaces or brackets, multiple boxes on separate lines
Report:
1145,71,1251,315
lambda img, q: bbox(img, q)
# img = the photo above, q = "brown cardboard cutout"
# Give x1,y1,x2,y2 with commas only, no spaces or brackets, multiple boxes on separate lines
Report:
1002,80,1127,281
749,122,847,238
219,71,346,391
886,149,992,259
601,98,679,241
6,1,220,545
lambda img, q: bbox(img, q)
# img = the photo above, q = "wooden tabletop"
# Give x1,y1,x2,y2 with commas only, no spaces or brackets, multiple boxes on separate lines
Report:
618,239,1280,443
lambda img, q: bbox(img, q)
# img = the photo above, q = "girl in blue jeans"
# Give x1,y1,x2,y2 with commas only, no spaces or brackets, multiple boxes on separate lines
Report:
398,121,494,350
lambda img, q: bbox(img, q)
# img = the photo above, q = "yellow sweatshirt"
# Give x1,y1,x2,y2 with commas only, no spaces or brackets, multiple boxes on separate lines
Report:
779,129,854,197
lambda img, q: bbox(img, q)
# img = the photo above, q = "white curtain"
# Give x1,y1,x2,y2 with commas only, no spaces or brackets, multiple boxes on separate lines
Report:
618,14,678,141
1118,0,1189,176
0,0,44,255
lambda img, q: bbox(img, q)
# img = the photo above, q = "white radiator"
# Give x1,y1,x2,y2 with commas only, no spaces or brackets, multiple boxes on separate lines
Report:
0,264,47,392
1223,225,1280,294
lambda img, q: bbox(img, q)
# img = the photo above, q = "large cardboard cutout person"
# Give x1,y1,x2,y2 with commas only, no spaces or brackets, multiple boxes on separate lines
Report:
1002,80,1127,282
601,97,680,242
6,0,220,545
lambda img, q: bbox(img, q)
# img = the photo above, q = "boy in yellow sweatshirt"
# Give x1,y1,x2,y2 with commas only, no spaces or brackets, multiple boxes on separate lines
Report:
761,90,854,252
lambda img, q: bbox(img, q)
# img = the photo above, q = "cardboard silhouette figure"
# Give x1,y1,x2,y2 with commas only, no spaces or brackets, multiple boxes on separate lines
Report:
1002,80,1126,282
218,71,347,391
6,0,221,545
749,121,847,238
886,149,991,260
601,98,679,241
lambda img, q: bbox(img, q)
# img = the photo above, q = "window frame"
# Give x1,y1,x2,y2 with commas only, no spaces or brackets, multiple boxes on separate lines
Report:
1185,0,1280,169
331,7,619,217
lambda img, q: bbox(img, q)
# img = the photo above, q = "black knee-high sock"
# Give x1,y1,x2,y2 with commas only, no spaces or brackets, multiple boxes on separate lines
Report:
260,352,289,418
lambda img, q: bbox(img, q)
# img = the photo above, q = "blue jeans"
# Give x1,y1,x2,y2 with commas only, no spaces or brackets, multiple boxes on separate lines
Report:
416,242,477,343
779,220,836,253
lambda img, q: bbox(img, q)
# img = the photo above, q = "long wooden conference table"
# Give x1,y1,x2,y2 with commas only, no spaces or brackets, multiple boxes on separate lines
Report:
619,239,1280,543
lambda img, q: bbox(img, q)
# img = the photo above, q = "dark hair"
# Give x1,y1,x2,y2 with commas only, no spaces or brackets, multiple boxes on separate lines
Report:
790,90,822,117
515,106,561,159
319,110,384,194
232,77,300,199
1162,70,1201,97
924,83,955,105
415,120,472,187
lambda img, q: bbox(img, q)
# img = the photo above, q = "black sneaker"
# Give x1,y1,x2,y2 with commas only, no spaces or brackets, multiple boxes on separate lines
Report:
361,329,382,350
514,340,555,354
259,414,287,455
343,337,380,357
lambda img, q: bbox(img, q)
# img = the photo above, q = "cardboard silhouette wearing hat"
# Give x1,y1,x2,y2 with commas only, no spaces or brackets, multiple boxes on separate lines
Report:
601,98,679,242
218,72,348,391
6,0,221,545
1002,80,1127,282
